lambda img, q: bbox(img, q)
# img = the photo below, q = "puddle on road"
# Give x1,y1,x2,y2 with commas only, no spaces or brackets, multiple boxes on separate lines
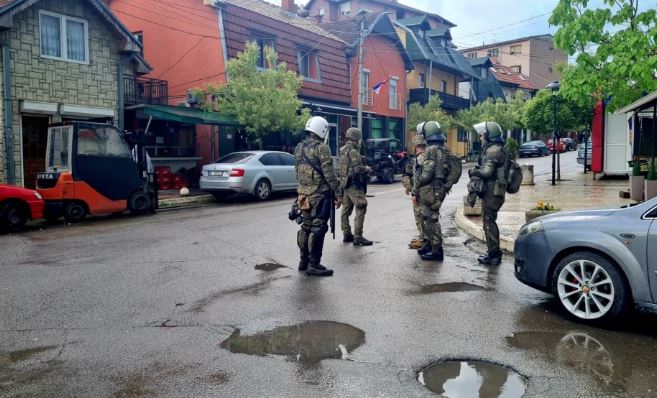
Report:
418,361,526,397
0,346,60,392
413,282,486,295
255,263,287,271
220,321,365,366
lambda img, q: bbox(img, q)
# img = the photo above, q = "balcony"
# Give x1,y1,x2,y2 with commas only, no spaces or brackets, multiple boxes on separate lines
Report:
409,88,470,111
124,75,168,105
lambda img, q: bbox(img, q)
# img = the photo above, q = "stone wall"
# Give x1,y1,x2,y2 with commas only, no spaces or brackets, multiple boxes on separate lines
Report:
0,0,131,185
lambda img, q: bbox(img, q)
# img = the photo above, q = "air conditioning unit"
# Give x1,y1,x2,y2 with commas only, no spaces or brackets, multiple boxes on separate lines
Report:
186,91,199,106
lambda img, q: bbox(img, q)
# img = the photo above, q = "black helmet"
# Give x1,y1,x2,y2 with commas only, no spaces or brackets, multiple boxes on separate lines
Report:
426,133,447,145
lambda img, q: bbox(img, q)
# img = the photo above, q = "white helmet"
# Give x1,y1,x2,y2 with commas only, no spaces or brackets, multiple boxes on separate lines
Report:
305,116,329,140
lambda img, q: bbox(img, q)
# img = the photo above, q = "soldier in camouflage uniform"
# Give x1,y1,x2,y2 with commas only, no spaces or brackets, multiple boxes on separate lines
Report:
413,121,452,262
338,128,374,246
402,134,427,249
294,116,343,276
469,121,508,266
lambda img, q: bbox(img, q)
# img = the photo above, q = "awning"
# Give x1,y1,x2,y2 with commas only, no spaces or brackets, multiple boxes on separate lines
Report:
615,90,657,114
132,104,239,126
301,99,357,114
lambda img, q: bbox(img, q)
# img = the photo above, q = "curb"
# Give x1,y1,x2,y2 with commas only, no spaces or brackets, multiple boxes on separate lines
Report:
454,206,516,253
158,194,214,208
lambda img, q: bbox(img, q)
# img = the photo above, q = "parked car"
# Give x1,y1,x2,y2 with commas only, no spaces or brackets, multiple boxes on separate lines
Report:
200,151,297,201
0,184,45,231
514,197,657,324
518,140,549,157
547,138,567,153
577,138,593,169
563,137,576,151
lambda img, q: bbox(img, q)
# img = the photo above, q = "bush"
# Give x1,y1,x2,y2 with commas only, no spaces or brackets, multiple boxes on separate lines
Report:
648,160,657,181
505,137,519,160
632,160,642,177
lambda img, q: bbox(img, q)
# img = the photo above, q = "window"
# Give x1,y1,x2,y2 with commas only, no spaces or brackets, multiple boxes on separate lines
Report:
134,31,143,55
340,2,350,15
298,48,320,81
39,11,88,63
480,68,487,79
259,153,284,166
389,77,399,110
467,52,477,59
487,48,499,57
511,65,521,74
361,70,371,105
419,73,426,88
77,126,131,158
279,153,296,166
510,44,521,55
440,80,447,93
253,37,275,69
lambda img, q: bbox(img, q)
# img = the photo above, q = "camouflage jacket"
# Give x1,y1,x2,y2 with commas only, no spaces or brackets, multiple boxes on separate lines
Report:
417,145,447,188
294,135,341,196
402,155,415,192
338,141,368,189
471,143,507,185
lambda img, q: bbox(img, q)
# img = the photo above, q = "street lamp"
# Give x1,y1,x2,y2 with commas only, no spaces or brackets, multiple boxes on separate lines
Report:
546,81,560,186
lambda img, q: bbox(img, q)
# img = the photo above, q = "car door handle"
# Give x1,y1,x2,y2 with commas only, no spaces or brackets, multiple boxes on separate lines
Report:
619,233,636,239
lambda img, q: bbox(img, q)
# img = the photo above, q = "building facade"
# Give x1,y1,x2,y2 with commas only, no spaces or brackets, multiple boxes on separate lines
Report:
460,34,567,88
0,0,146,187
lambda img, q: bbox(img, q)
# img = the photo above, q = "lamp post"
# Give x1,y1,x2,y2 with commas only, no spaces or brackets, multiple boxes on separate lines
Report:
546,81,560,186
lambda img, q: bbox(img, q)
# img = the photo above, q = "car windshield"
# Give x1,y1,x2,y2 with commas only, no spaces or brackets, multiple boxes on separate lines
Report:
216,153,253,164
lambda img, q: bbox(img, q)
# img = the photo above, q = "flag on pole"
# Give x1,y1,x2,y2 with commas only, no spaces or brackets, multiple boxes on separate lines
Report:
372,75,392,95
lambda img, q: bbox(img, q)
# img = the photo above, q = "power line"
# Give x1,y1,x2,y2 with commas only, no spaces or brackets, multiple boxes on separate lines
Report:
157,37,207,79
452,12,553,41
112,9,219,39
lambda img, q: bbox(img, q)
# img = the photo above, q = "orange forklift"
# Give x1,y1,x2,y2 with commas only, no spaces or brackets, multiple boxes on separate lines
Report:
36,122,157,223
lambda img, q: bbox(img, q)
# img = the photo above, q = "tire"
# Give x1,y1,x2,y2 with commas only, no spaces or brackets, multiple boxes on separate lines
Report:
551,251,630,324
128,192,151,215
254,179,271,201
64,202,86,223
383,168,394,184
1,202,28,232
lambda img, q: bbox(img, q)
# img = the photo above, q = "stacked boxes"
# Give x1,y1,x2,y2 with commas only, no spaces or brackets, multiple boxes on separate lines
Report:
154,166,188,190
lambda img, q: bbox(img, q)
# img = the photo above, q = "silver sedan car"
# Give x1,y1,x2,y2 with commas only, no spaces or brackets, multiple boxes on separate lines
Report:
514,197,657,324
200,151,298,200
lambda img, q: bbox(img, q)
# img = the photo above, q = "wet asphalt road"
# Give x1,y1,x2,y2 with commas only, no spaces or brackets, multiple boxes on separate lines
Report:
2,154,657,397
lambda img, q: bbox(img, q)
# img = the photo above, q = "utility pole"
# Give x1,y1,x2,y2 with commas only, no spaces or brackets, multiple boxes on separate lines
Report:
357,18,365,131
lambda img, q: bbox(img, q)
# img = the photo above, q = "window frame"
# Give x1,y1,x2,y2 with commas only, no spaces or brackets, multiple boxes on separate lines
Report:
297,47,321,83
388,76,399,110
510,44,522,55
39,10,89,64
252,36,276,70
419,72,426,88
511,65,522,74
440,79,447,93
487,48,499,57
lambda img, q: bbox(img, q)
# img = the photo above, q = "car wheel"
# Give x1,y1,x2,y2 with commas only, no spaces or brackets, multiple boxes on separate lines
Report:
128,192,151,215
552,252,629,323
383,168,395,184
1,202,28,232
64,202,86,223
254,179,271,201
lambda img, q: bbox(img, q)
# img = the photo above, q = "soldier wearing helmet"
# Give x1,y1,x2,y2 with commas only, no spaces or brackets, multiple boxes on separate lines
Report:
338,127,373,246
294,116,343,276
468,121,508,266
403,133,427,249
412,121,452,262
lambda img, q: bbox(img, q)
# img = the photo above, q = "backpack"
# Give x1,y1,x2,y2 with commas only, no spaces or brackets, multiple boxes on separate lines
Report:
445,149,462,185
504,150,523,194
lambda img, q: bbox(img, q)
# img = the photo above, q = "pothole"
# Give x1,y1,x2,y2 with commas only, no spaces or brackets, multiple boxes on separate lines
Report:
255,263,287,271
219,321,365,366
414,282,486,295
418,360,526,397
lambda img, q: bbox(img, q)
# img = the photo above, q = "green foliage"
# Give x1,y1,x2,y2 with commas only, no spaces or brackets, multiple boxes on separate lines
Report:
648,160,657,181
550,0,657,111
407,96,455,134
632,160,642,176
505,137,519,160
191,42,310,148
454,92,526,134
522,89,590,136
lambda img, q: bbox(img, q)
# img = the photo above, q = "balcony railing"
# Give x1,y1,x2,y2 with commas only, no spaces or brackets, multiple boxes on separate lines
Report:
409,88,470,111
124,75,169,105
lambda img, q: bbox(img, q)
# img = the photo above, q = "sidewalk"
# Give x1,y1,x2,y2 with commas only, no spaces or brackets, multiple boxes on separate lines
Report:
158,189,214,208
455,169,633,253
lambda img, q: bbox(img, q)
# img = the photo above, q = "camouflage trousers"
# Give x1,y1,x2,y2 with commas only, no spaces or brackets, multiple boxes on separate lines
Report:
341,187,367,238
482,189,505,255
297,192,331,267
422,191,447,248
413,202,423,238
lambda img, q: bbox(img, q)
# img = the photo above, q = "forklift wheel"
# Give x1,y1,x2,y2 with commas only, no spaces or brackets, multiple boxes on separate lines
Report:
64,202,86,223
129,192,151,215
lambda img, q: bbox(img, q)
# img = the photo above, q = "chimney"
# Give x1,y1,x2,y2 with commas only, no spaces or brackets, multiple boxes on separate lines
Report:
281,0,297,13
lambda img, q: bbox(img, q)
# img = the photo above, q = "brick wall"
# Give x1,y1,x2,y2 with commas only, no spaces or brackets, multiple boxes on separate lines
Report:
0,0,131,185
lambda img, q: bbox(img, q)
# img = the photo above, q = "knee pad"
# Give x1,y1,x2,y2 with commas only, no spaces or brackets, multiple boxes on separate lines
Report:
297,229,308,249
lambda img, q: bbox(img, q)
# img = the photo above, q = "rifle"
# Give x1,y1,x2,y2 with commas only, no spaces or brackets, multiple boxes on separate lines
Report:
329,190,335,239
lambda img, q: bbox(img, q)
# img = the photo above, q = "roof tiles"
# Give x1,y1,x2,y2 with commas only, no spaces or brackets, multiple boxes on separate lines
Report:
490,64,539,90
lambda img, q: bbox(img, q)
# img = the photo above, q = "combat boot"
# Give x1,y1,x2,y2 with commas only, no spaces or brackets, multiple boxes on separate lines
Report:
478,251,503,266
408,238,423,249
343,233,354,243
353,236,373,246
421,246,444,262
306,263,334,276
417,240,431,256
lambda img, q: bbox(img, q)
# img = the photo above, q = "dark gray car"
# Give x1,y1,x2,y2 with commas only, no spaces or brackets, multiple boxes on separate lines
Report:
514,198,657,323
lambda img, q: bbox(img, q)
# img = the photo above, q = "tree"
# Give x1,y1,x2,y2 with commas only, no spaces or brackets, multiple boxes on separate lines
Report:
550,0,657,111
523,89,589,136
192,42,310,148
407,96,455,134
454,93,526,133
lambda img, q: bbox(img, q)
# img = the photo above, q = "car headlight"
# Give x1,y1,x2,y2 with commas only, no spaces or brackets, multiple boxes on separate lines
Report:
519,221,543,237
33,191,43,200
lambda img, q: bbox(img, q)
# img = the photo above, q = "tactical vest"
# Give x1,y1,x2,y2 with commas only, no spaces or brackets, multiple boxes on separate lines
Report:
338,143,356,188
295,139,325,195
